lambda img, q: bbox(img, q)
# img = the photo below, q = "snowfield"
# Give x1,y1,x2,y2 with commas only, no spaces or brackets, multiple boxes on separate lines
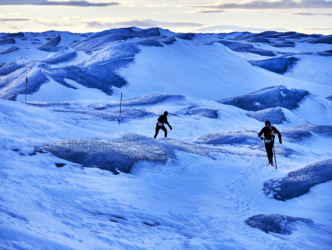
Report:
0,28,332,249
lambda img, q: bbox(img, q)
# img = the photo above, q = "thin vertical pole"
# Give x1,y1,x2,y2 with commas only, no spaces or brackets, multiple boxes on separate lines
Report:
273,144,277,169
25,76,28,104
119,92,123,124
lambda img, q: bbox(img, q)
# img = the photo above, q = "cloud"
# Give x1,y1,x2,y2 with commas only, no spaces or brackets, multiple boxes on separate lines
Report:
193,0,332,10
85,18,204,30
292,12,332,16
0,0,120,7
302,27,332,31
195,10,225,14
0,17,30,22
196,24,287,33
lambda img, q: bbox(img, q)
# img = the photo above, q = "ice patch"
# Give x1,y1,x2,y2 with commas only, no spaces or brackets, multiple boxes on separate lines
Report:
263,159,332,201
249,57,299,74
176,106,218,119
43,134,265,174
245,214,313,235
218,85,310,111
247,107,287,124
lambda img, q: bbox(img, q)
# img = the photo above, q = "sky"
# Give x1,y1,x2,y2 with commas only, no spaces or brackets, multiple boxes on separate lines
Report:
0,0,332,35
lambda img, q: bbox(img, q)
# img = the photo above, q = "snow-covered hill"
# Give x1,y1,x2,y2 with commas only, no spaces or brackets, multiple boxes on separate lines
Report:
1,27,332,101
0,28,332,249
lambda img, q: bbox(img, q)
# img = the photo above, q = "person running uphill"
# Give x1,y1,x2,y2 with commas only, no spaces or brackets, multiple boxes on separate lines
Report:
154,111,172,138
258,120,282,166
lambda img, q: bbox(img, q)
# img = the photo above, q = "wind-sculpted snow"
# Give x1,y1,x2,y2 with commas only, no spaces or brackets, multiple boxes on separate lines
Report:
56,108,153,122
37,35,66,52
1,28,331,103
90,94,186,110
244,37,270,43
71,27,162,53
43,134,194,173
45,64,124,94
174,33,195,40
263,159,332,201
45,42,139,93
218,85,310,111
197,130,258,146
78,42,139,69
281,125,332,143
176,107,218,119
0,61,25,76
247,107,286,124
7,32,24,38
43,134,264,173
251,31,312,40
197,130,295,157
217,41,275,56
0,46,19,55
39,35,61,48
269,41,295,48
245,214,313,235
249,57,299,74
318,50,332,57
43,51,77,64
44,135,174,174
0,63,48,100
0,37,15,45
306,35,332,44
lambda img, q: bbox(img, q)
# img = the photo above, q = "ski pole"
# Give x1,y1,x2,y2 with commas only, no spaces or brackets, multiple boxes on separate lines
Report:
25,76,28,104
273,144,277,169
118,92,123,124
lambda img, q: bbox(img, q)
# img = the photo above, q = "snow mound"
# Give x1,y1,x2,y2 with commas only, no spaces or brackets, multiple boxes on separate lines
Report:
247,107,286,124
281,125,332,142
45,42,139,93
0,61,25,76
269,41,295,48
306,35,332,44
0,37,15,45
0,64,48,100
136,39,163,47
71,27,162,53
217,41,275,56
7,32,24,38
0,46,19,55
176,106,218,119
38,35,66,52
43,51,77,64
249,57,299,74
43,134,258,173
196,130,295,157
263,159,332,201
90,94,186,109
197,130,259,146
218,85,310,111
245,214,313,235
57,107,153,122
43,135,175,174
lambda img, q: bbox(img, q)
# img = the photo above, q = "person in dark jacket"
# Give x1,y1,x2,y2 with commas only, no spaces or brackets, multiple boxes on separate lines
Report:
154,111,172,138
258,120,282,166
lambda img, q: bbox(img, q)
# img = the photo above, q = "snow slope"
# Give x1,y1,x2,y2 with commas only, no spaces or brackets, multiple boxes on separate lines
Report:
0,28,332,249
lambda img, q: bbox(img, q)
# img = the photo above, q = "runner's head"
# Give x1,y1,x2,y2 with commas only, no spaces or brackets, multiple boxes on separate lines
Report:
265,120,271,127
164,111,168,116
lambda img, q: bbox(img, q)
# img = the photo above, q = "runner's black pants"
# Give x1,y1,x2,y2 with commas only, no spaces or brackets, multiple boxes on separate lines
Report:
154,124,167,138
265,140,274,164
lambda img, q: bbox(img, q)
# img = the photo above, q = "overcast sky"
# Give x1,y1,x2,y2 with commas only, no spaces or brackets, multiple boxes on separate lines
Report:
1,0,332,35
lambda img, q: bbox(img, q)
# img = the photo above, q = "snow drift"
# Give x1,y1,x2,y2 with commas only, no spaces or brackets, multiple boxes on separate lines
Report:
264,159,332,201
245,214,313,235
